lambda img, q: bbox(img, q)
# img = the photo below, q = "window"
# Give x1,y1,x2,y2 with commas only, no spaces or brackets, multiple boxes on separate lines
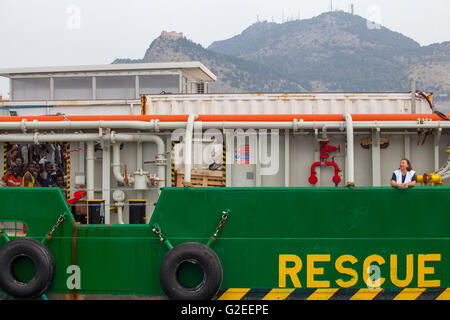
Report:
196,82,205,94
139,75,179,95
54,77,92,100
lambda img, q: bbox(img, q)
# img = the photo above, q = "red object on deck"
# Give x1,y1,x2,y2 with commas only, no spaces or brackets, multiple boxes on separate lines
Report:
308,141,342,186
67,190,86,204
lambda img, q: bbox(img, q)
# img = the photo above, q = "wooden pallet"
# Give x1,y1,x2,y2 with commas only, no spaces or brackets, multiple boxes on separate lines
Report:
176,168,224,187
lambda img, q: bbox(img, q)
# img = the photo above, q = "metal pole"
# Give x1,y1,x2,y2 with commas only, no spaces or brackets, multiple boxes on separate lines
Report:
135,75,140,100
50,78,54,101
255,133,261,187
86,141,95,200
92,76,97,100
404,133,411,160
345,114,355,185
0,120,449,132
435,128,442,172
411,81,416,114
102,143,111,224
371,128,381,186
284,129,290,187
184,115,197,184
225,129,234,187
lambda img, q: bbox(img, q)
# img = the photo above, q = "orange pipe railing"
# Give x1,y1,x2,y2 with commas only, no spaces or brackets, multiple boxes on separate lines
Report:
0,115,189,122
0,114,448,123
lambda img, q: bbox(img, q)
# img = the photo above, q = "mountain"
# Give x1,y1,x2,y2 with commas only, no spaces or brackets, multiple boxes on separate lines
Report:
209,11,448,97
113,34,306,93
405,41,450,104
209,11,420,59
113,11,449,105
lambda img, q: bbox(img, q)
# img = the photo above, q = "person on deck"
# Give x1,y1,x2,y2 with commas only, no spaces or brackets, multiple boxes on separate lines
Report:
390,158,417,189
2,165,23,187
21,163,36,187
38,161,57,187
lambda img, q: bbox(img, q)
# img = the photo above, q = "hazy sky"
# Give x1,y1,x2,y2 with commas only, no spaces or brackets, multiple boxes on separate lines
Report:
0,0,449,98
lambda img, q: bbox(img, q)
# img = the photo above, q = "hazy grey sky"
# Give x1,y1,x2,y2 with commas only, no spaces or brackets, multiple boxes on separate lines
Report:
0,0,449,98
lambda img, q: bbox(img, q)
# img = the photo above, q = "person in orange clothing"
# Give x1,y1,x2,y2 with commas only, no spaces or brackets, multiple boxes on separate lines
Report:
2,165,23,187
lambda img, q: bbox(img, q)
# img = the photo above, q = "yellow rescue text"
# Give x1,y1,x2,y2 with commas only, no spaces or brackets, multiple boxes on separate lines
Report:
279,254,441,288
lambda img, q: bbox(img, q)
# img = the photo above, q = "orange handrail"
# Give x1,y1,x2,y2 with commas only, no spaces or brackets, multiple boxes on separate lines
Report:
0,114,447,123
0,115,189,122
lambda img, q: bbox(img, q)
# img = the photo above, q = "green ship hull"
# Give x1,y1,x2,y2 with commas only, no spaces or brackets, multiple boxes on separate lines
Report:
0,186,449,300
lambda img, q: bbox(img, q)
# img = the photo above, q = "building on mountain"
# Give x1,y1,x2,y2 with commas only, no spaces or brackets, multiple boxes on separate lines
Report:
161,31,184,41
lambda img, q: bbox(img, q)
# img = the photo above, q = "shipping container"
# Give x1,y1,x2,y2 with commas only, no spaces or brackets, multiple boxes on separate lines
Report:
143,92,431,115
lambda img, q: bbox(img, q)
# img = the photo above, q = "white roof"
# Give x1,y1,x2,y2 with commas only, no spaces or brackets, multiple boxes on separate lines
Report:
0,61,217,82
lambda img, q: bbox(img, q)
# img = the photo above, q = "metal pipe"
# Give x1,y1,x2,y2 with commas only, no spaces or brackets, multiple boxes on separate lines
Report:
0,120,186,131
113,133,166,188
0,133,101,142
112,142,128,185
0,131,166,189
0,120,449,132
0,112,449,123
136,140,143,170
255,135,261,187
442,172,450,181
345,114,355,185
102,143,111,224
184,114,197,184
110,133,166,188
371,128,381,186
116,203,125,224
352,122,450,129
435,152,450,175
198,121,450,130
86,141,95,200
284,130,289,187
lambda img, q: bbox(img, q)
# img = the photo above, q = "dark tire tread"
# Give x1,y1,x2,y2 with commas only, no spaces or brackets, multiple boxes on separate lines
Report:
160,242,223,300
0,238,55,299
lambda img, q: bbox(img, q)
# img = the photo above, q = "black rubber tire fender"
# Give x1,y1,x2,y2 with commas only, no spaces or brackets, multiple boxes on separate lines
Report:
160,242,223,300
0,238,55,299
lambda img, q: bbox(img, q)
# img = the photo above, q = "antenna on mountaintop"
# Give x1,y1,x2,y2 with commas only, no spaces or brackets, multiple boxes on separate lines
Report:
330,0,333,12
351,3,354,15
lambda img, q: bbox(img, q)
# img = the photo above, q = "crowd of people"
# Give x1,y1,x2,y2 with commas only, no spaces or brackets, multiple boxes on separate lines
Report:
1,143,69,198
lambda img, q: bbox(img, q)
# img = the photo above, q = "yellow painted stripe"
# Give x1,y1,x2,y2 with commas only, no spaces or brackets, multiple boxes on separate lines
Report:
306,289,339,300
436,288,450,300
350,288,383,300
393,288,425,300
261,288,295,300
217,288,251,300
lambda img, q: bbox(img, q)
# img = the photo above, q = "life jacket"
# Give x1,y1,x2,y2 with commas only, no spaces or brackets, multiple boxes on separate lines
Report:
7,175,22,187
393,169,416,184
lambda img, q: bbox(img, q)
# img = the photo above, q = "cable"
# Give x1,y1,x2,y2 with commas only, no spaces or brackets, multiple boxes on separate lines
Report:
415,91,449,121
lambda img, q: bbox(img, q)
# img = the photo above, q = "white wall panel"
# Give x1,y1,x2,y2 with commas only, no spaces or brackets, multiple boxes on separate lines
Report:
11,78,50,101
97,76,135,99
54,77,92,100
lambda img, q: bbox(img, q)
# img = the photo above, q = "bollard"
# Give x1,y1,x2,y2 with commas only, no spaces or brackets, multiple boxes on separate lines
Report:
87,199,105,225
128,199,147,224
